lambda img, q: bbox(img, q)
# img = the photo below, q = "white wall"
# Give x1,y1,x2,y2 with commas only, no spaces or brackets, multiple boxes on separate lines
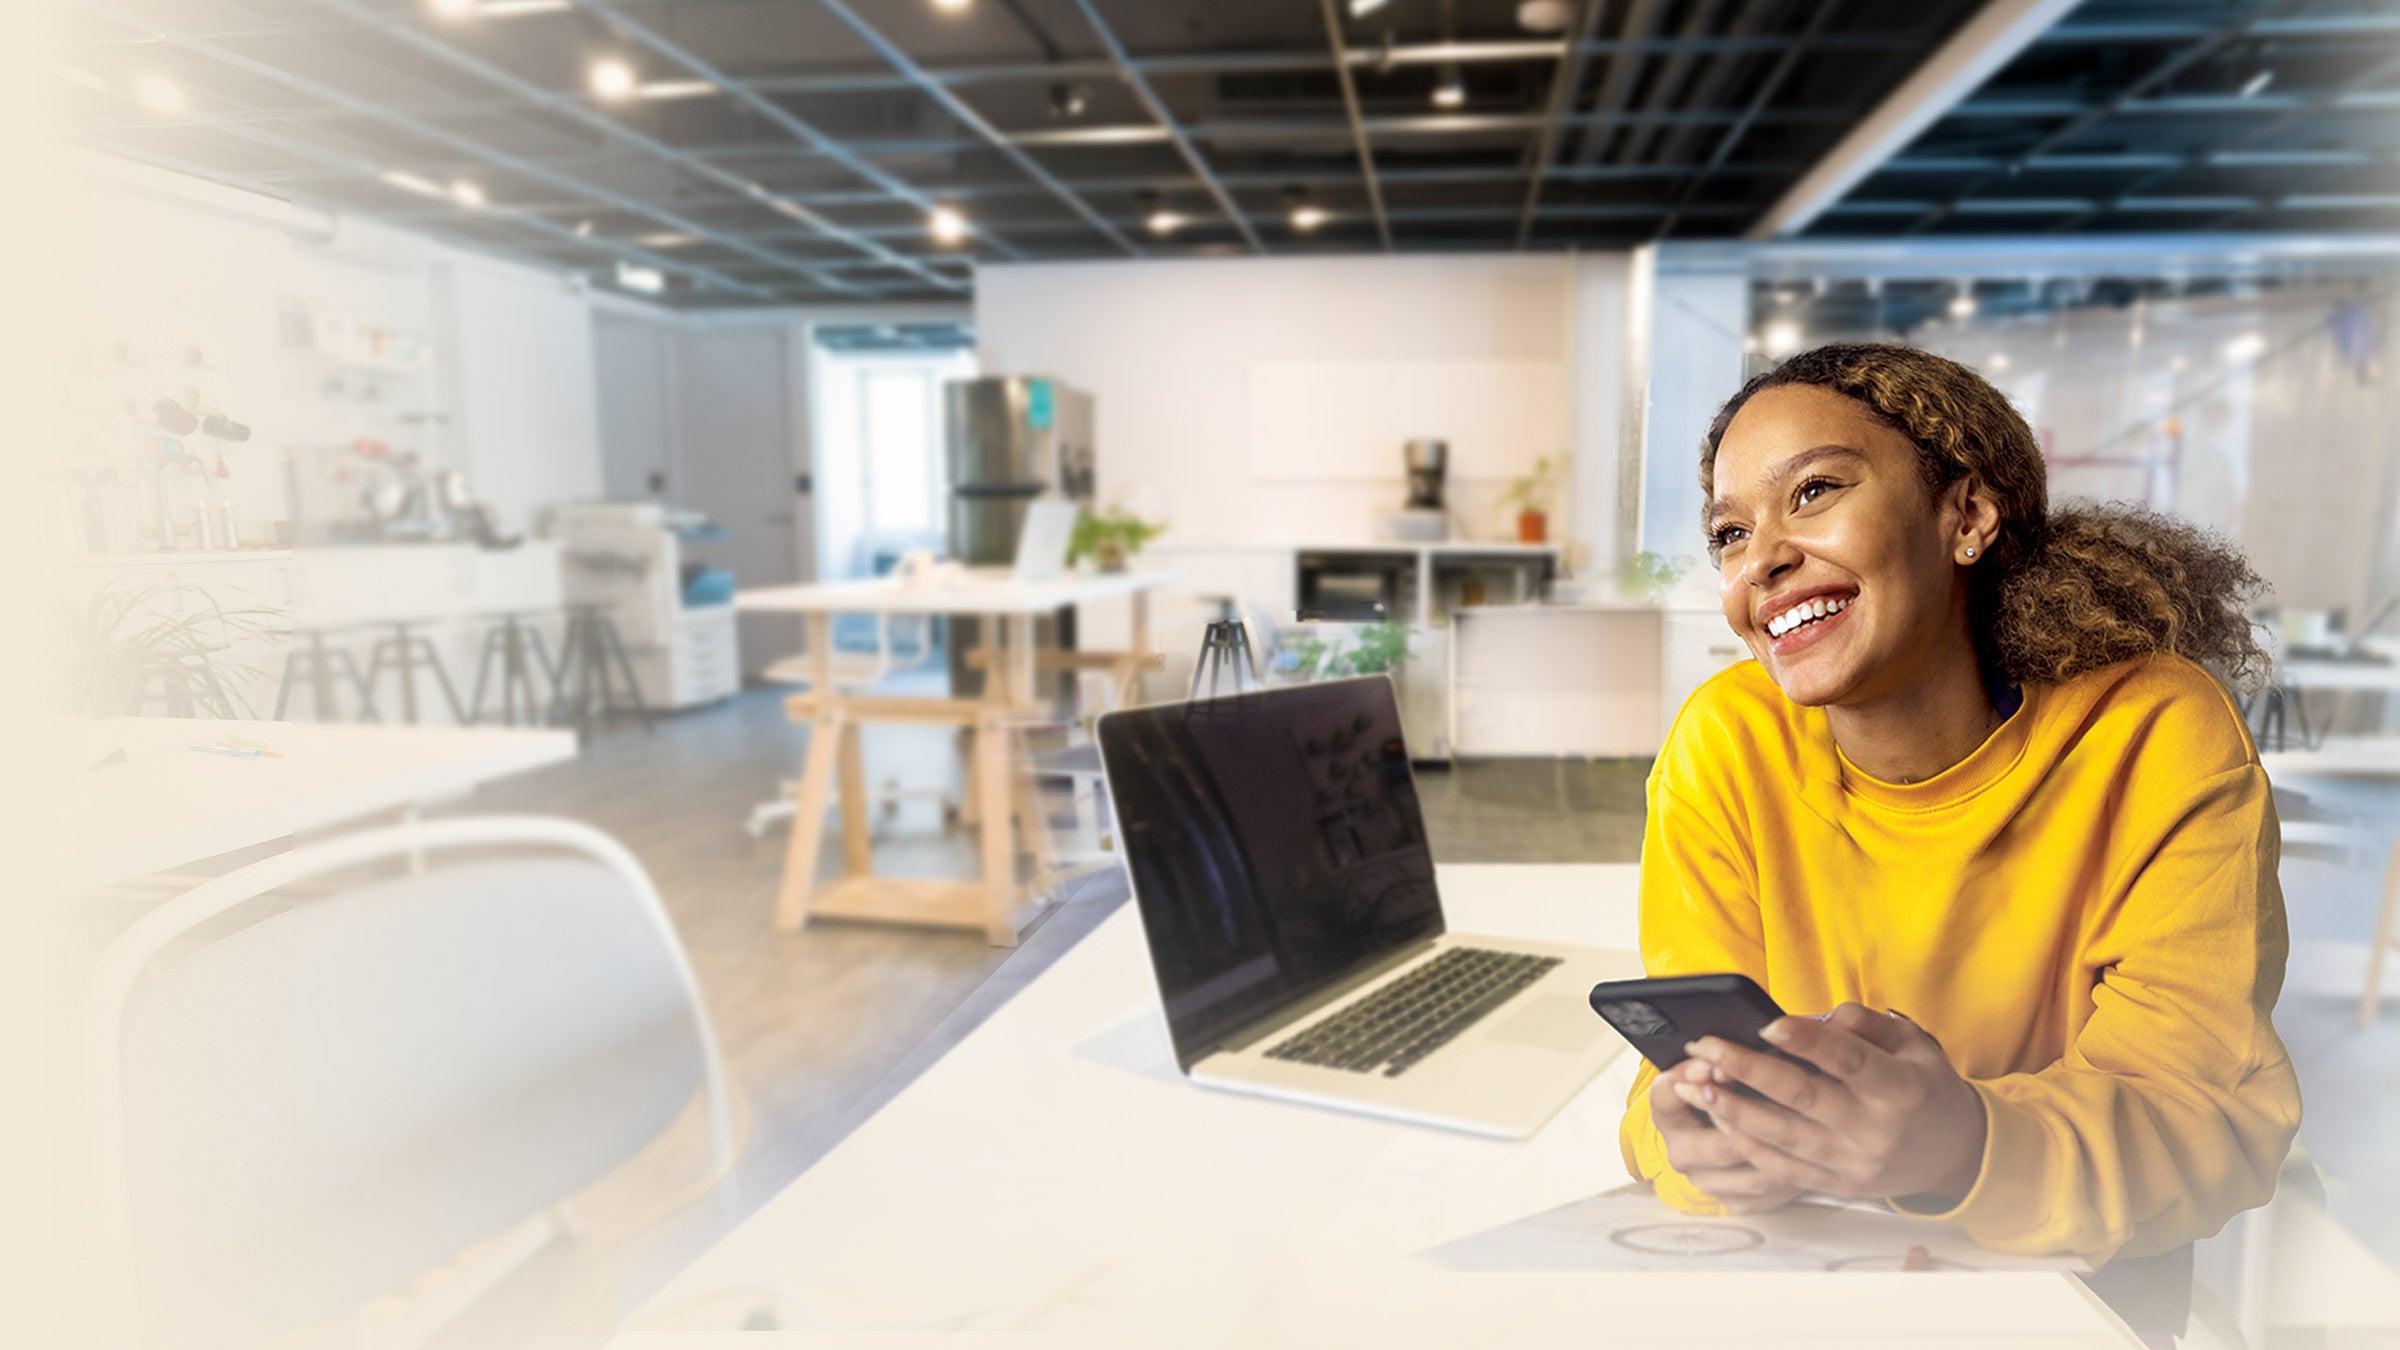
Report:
974,252,1629,569
55,155,604,542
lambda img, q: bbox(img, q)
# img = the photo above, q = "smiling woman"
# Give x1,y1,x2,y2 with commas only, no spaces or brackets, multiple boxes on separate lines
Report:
1621,343,2301,1340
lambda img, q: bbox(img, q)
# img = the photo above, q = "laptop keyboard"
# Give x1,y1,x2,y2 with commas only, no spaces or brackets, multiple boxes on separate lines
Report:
1264,947,1562,1078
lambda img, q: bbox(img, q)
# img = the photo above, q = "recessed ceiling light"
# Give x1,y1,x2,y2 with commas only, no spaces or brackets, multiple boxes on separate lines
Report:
1764,320,1803,357
932,0,972,13
1947,291,1978,319
1146,208,1185,236
1987,351,2010,371
928,205,969,245
132,72,187,116
427,0,478,19
1516,0,1572,32
2224,332,2266,361
1290,205,1328,232
589,57,639,101
615,261,667,294
449,178,486,208
574,219,595,237
1431,65,1466,109
1349,0,1390,16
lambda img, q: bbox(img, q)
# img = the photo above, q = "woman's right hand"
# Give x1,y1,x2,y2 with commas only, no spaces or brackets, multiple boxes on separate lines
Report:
1648,1059,1807,1214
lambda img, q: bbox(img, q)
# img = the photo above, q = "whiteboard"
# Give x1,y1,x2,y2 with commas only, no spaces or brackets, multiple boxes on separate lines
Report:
1245,359,1566,482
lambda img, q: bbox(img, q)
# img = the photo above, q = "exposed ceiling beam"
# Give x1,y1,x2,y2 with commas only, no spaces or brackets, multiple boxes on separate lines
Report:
305,0,962,291
1518,0,1632,247
810,0,1140,257
1068,0,1262,252
2039,14,2400,43
1950,89,2400,118
570,0,1022,265
1911,0,2308,234
1316,0,1391,251
1746,0,2083,239
95,0,867,297
1570,0,1665,169
1825,193,2400,217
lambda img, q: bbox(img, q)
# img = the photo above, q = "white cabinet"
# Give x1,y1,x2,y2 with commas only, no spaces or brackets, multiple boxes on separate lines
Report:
1449,604,1749,759
626,605,740,710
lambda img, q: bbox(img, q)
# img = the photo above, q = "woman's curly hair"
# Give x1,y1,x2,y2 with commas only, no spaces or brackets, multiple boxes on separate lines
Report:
1701,343,2270,691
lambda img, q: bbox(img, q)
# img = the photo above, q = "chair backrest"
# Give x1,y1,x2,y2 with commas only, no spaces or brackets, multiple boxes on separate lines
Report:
87,816,730,1347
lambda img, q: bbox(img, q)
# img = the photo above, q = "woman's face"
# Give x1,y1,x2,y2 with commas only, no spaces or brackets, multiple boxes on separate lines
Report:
1707,383,1977,708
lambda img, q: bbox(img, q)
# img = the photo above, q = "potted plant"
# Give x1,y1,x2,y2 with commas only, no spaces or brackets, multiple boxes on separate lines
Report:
1498,456,1563,544
1068,506,1166,573
1616,550,1696,605
1285,620,1412,682
58,576,281,717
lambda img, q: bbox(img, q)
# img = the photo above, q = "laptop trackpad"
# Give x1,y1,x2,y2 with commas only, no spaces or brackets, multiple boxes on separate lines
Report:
1484,992,1599,1054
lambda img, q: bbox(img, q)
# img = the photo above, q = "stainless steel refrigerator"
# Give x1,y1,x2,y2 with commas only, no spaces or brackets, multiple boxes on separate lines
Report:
944,377,1095,692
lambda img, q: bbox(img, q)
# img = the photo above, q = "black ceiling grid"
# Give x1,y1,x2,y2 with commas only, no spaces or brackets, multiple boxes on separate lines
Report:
63,0,2393,306
1817,0,2400,239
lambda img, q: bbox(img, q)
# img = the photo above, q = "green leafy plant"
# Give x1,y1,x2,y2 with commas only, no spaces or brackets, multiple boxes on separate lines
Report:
1068,507,1166,572
58,576,281,718
1287,622,1412,680
1616,550,1696,604
1498,455,1565,515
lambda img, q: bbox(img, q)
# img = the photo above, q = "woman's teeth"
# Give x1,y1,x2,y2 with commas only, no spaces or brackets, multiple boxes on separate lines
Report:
1766,596,1850,638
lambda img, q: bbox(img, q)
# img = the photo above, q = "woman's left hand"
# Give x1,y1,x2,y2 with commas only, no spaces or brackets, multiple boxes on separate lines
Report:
1674,1003,1988,1206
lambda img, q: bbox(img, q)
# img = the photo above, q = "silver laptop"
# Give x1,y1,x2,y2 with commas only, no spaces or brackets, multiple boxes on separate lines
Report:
1095,676,1637,1138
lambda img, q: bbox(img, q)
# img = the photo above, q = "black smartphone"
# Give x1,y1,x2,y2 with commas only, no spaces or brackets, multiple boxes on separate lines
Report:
1588,973,1816,1103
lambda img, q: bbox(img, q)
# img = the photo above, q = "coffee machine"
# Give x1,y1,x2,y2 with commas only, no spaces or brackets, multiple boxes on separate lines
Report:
1378,438,1449,541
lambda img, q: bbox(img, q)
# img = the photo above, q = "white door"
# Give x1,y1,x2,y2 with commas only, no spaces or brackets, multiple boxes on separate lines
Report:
677,326,811,669
592,314,678,500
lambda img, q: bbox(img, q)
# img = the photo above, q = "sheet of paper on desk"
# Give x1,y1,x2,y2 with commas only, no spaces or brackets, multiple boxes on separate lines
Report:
1423,1184,2088,1275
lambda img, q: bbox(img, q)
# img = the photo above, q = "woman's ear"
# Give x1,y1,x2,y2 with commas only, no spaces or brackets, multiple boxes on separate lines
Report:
1948,475,2003,564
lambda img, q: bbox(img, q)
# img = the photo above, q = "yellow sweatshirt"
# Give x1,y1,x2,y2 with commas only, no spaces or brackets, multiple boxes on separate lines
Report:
1620,654,2301,1264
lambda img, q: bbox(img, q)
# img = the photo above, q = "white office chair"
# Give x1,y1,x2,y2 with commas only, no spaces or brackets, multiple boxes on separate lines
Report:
746,613,956,838
84,815,734,1349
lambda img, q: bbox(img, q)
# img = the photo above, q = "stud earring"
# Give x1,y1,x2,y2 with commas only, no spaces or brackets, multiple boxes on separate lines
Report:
1964,546,1977,560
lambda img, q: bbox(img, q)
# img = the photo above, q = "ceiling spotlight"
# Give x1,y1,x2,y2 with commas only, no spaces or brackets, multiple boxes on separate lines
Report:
2239,69,2275,99
1349,0,1391,15
131,72,187,117
1048,80,1089,118
2224,332,2266,362
1284,186,1326,233
574,219,595,238
1987,352,2010,371
928,204,969,245
932,0,972,13
615,261,666,295
1947,289,1978,320
449,178,486,208
1763,320,1803,357
1431,64,1466,109
1517,0,1572,32
427,0,478,19
589,57,639,101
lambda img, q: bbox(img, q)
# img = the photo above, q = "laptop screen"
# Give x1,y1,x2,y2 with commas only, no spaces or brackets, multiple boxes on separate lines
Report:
1097,677,1445,1069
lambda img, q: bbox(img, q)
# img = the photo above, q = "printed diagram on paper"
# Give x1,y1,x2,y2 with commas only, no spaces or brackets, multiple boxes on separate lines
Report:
1423,1184,2088,1275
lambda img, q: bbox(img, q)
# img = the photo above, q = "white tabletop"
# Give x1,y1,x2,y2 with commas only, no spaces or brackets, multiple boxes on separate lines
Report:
620,863,2138,1347
737,570,1179,618
2263,736,2400,781
66,718,577,895
2275,658,2400,691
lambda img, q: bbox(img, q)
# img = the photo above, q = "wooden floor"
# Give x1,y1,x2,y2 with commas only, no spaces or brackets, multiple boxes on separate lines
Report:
422,683,2400,1348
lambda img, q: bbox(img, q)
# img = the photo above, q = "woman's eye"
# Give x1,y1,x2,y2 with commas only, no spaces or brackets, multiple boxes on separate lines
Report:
1710,524,1749,552
1795,477,1842,507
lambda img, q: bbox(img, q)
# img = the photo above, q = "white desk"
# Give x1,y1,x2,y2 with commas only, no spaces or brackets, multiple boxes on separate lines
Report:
2276,658,2400,692
619,864,2140,1347
2263,736,2400,782
737,572,1175,944
66,717,578,896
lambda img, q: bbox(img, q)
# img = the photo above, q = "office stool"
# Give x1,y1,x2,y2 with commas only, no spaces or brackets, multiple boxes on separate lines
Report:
468,610,562,727
361,619,468,726
553,603,654,736
273,627,380,722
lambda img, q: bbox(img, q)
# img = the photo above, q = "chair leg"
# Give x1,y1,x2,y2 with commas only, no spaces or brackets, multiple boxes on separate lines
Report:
596,615,655,732
416,635,468,725
336,647,380,721
2361,841,2400,1030
469,624,503,725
